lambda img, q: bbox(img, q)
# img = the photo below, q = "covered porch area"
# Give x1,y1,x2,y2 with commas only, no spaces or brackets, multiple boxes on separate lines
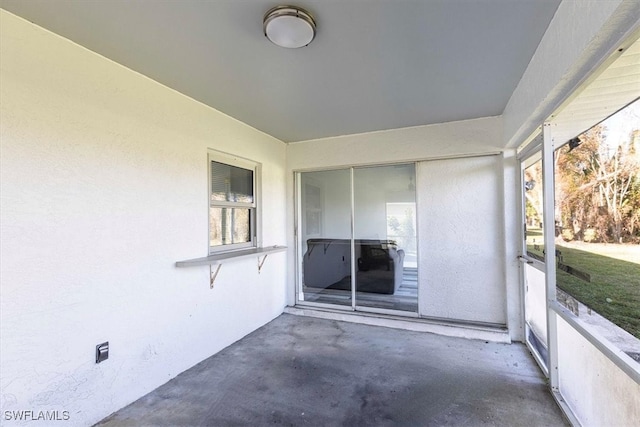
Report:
1,1,639,426
97,314,567,426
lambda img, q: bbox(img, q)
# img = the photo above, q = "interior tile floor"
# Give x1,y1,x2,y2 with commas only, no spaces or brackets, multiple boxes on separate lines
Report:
97,314,568,426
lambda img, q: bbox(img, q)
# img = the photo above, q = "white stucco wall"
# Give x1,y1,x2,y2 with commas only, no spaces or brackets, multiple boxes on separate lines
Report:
287,117,504,171
557,316,640,426
0,11,286,426
501,149,523,340
417,155,506,325
503,0,640,148
524,265,547,344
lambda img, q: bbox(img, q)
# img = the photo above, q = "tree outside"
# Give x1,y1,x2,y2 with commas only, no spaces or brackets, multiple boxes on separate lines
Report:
555,124,640,244
554,99,640,343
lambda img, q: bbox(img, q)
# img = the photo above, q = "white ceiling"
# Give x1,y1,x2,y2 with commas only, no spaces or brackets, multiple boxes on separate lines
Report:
0,0,561,143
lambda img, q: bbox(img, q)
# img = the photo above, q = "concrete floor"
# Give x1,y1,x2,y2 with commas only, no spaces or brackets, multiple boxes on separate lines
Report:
97,314,568,426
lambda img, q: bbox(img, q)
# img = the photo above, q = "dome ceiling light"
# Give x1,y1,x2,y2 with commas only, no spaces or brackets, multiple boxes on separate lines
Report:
263,6,316,48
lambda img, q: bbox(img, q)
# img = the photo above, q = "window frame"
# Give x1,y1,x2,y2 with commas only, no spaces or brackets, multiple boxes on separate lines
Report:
207,150,259,255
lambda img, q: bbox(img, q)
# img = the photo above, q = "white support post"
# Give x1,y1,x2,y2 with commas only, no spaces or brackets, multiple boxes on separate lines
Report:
542,122,560,392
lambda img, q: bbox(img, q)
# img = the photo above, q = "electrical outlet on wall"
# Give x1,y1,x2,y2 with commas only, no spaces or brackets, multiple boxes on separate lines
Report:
96,342,109,363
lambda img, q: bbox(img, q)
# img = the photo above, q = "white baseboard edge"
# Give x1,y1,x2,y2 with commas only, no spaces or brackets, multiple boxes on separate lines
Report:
552,390,581,427
284,305,511,343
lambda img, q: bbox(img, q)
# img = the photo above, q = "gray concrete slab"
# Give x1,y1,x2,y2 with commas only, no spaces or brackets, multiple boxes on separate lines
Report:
97,314,568,426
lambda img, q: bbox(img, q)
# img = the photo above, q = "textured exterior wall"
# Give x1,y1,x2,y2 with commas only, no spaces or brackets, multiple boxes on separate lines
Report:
524,265,547,343
501,149,522,340
288,117,504,171
417,155,506,325
557,316,640,426
0,11,286,426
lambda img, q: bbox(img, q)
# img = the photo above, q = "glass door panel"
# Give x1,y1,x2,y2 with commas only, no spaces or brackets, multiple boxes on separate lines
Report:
353,164,418,312
298,169,352,307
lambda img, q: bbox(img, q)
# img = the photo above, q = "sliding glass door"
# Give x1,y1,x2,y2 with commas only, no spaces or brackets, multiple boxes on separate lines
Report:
296,164,418,314
298,168,352,307
353,164,417,312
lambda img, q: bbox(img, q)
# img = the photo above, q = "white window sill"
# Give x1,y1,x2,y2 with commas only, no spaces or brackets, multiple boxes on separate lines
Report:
175,245,287,268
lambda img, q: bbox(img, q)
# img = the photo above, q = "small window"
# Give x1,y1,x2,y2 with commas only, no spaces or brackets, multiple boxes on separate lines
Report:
208,151,258,254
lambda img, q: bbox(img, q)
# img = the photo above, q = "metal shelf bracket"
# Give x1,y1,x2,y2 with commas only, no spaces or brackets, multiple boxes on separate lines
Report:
258,254,269,273
209,264,222,289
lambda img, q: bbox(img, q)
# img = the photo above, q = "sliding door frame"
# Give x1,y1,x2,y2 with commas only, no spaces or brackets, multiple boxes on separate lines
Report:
294,162,420,318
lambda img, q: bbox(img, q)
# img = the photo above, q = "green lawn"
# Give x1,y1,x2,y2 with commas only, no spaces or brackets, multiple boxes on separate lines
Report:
526,233,640,339
554,244,640,339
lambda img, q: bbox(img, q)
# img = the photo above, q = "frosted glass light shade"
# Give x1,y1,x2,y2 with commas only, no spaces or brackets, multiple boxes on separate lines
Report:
264,6,316,48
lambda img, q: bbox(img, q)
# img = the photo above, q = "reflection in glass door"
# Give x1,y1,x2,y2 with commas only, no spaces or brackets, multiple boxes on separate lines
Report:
297,164,418,314
521,150,549,369
298,169,352,307
353,165,417,312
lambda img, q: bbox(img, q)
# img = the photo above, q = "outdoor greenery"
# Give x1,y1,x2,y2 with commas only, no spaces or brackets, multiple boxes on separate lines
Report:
525,100,639,341
555,107,640,244
526,239,639,339
525,228,544,260
554,101,639,340
555,244,640,339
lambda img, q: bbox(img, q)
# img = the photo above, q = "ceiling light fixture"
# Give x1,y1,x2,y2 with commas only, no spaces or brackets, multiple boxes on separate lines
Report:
263,6,316,48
